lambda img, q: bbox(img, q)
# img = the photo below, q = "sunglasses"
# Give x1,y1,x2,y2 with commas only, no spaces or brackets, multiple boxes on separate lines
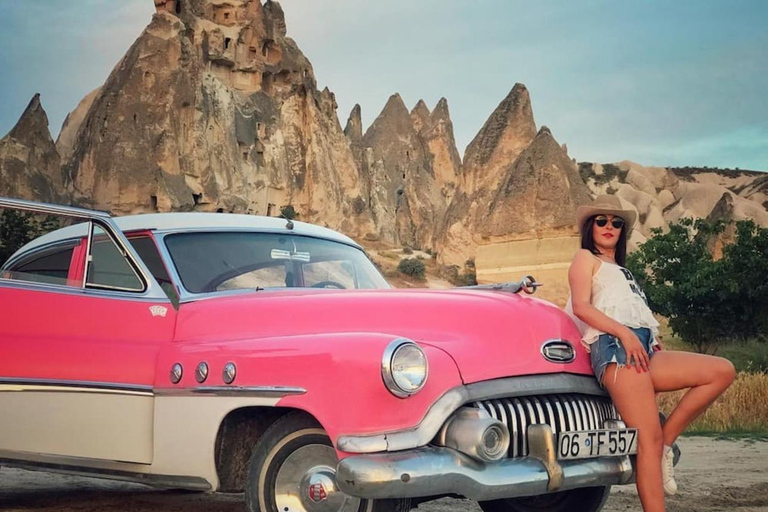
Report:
594,215,625,229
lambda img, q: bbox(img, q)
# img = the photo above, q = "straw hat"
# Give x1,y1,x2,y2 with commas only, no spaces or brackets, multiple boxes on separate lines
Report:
575,194,638,233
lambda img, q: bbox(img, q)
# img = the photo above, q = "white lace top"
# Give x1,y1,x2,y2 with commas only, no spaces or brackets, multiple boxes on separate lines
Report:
565,257,660,352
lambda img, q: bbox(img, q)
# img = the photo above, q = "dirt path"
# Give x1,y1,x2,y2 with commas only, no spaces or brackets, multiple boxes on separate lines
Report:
1,437,766,512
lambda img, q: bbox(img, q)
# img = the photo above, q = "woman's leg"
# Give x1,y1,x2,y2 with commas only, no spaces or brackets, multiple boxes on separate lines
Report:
603,363,665,512
649,351,736,445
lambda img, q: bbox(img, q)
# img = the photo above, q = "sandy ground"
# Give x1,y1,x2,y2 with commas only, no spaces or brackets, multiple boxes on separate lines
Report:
1,437,766,512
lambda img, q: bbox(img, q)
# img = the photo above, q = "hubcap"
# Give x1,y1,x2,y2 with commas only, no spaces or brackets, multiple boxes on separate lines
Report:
275,444,362,512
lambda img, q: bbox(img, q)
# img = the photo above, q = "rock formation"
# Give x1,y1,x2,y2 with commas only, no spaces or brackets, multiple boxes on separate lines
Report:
62,0,374,237
437,85,588,269
462,83,536,195
0,94,65,203
483,126,592,237
343,103,364,170
358,94,460,248
56,87,100,164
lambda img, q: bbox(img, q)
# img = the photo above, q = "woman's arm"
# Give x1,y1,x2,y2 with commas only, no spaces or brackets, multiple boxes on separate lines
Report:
568,249,650,371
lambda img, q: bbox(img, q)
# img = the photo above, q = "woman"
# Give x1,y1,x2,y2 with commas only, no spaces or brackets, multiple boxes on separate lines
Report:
567,195,735,512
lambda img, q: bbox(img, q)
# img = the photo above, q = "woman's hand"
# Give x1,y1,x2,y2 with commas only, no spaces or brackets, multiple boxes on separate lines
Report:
618,329,650,372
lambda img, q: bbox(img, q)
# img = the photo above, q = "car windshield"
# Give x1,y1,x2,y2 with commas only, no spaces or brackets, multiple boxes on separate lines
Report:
164,232,390,293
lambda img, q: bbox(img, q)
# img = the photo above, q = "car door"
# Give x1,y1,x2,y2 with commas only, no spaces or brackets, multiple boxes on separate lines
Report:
0,200,175,465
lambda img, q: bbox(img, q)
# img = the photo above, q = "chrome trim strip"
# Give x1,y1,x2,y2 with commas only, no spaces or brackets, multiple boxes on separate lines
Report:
0,452,210,491
0,197,110,219
0,279,171,302
504,399,518,458
336,446,634,500
0,384,152,397
563,396,580,431
589,398,601,430
0,378,152,396
0,379,306,399
82,220,95,290
153,386,307,397
551,397,568,435
513,398,528,456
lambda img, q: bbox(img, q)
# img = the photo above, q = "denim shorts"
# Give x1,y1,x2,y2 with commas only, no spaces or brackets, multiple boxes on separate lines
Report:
590,326,656,386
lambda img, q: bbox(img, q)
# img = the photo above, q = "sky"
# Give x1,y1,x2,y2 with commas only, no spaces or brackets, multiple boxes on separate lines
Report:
1,0,766,171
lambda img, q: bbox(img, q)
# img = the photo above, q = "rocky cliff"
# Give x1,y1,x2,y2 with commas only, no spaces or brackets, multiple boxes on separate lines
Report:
0,94,65,203
60,0,373,237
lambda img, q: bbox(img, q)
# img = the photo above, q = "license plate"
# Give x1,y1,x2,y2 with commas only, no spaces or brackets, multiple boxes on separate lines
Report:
557,429,637,460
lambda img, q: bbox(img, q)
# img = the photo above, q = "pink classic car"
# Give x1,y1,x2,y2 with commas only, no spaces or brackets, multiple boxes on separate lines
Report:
0,197,675,512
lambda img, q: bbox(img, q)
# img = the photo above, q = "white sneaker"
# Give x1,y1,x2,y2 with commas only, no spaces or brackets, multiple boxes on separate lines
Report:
662,444,677,495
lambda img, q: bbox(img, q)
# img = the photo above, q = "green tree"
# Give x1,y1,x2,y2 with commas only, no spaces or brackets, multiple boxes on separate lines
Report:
0,210,36,264
628,218,768,353
0,210,64,265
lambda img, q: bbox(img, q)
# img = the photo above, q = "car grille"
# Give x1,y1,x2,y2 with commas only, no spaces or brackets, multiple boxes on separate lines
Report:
474,394,619,457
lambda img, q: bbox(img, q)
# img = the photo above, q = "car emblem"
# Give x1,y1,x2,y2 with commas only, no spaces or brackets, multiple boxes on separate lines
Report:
541,340,575,363
309,482,327,502
149,305,168,317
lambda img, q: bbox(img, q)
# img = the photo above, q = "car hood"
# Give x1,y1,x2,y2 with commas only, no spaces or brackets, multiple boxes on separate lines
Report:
176,287,592,384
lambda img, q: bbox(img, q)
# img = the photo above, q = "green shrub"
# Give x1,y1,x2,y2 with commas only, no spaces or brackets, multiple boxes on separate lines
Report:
280,205,298,220
397,257,426,279
402,246,413,255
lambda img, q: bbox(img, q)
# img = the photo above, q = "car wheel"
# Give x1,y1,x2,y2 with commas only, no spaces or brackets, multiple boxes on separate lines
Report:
245,412,411,512
478,486,611,512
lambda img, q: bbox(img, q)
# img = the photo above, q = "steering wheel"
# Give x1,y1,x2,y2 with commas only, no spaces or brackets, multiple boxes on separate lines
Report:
310,280,346,289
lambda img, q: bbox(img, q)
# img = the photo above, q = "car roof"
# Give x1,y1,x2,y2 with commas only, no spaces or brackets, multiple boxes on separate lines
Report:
8,212,363,262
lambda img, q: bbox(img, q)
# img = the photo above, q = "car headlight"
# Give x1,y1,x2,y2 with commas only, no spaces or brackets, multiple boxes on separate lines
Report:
382,338,428,398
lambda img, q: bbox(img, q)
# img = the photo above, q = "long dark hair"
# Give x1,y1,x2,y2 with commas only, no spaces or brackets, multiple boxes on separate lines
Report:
581,216,628,267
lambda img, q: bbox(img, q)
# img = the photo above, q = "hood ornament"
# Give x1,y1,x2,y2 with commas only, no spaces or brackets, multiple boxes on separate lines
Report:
461,274,542,294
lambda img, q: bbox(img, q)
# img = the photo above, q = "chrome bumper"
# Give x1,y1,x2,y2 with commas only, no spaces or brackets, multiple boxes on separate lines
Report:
336,432,634,501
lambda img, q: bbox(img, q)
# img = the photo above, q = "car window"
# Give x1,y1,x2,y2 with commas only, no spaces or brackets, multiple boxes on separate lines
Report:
164,232,389,293
1,208,82,287
128,235,178,304
86,225,144,292
2,241,76,286
303,260,356,289
218,264,288,290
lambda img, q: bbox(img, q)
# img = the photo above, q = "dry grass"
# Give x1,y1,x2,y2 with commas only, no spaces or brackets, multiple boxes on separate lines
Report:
658,372,768,433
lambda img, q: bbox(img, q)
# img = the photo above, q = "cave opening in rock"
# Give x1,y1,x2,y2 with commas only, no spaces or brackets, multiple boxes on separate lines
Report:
216,207,224,213
175,0,181,15
225,38,231,49
192,193,202,205
150,196,158,210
